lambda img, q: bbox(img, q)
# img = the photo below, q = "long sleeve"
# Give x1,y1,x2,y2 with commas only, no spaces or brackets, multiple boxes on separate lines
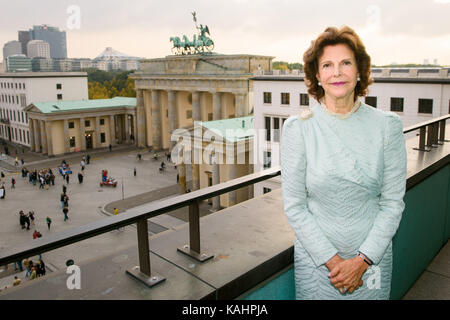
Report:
358,114,407,264
281,117,338,267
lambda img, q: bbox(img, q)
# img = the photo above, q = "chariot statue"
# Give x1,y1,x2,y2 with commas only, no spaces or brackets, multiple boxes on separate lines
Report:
170,12,215,55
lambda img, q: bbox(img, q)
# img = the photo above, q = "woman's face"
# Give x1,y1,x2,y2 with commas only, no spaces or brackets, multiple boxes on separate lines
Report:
316,43,359,102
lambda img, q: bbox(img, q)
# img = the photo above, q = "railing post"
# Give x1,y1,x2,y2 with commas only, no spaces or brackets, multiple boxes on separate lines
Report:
433,122,440,146
126,217,165,287
439,120,449,143
177,199,214,262
413,127,430,152
426,124,438,149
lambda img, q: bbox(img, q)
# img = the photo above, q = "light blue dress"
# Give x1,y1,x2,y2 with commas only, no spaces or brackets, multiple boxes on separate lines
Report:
281,101,407,300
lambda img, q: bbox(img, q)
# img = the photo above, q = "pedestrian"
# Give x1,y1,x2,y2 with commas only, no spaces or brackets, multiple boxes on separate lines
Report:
13,260,23,272
64,194,69,208
24,213,30,230
114,207,118,215
19,211,26,229
87,154,90,164
28,210,35,225
13,276,21,286
32,230,42,239
78,172,83,183
21,158,24,165
0,184,5,199
46,216,52,230
11,177,15,189
14,157,19,166
66,174,69,184
63,206,69,221
80,159,85,171
62,184,67,194
23,258,30,277
29,266,37,280
134,167,136,177
1,171,4,178
60,193,66,208
109,144,112,152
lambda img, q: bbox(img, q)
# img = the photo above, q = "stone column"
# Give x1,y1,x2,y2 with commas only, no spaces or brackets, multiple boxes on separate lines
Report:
40,120,47,154
235,93,246,117
124,114,130,144
212,153,220,211
33,119,41,152
192,91,201,122
109,115,116,146
79,117,86,151
46,121,53,156
95,116,101,148
133,114,137,145
151,90,162,150
29,119,35,152
117,115,123,144
212,92,222,121
167,90,178,151
192,147,200,191
191,91,201,191
63,119,70,153
136,89,147,148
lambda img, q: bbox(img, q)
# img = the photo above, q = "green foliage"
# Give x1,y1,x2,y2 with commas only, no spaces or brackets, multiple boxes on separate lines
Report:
84,69,136,99
372,64,442,68
273,61,303,71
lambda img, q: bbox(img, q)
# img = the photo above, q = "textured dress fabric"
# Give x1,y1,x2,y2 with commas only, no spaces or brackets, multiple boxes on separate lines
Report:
281,101,407,300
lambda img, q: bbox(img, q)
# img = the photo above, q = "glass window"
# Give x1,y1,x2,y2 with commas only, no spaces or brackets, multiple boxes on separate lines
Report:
85,120,90,127
281,93,290,105
70,136,76,148
100,132,106,143
273,118,280,142
390,97,404,112
263,151,272,169
418,99,433,114
100,118,105,125
68,121,75,129
265,116,271,141
57,94,63,100
300,94,309,106
56,83,62,90
263,92,272,104
365,96,377,108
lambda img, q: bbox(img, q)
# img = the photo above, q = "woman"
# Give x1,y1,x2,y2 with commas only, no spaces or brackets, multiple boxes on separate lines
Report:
281,26,406,299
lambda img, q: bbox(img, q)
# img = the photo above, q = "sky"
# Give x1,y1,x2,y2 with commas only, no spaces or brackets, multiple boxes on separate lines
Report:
1,0,449,66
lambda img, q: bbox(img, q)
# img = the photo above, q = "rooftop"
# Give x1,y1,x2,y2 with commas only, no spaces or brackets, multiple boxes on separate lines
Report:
198,116,254,142
27,97,136,114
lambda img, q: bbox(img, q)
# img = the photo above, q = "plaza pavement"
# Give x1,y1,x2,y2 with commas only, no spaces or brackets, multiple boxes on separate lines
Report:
0,145,209,289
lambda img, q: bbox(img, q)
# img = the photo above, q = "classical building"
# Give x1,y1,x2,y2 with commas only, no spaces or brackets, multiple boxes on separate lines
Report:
24,97,136,156
130,53,273,193
251,67,450,197
0,72,88,147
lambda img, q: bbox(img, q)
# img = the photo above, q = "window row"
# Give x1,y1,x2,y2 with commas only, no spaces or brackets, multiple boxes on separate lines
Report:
264,116,288,143
364,96,435,114
263,92,310,106
1,94,27,106
0,108,28,123
0,82,26,90
0,125,30,144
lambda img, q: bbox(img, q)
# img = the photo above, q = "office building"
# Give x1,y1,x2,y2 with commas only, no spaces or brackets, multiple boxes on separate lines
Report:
27,40,51,59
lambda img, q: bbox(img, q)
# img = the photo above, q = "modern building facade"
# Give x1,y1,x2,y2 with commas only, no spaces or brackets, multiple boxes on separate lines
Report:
3,41,22,64
251,67,450,197
27,40,51,59
29,25,67,59
0,72,88,147
131,53,273,194
24,97,136,156
6,55,32,72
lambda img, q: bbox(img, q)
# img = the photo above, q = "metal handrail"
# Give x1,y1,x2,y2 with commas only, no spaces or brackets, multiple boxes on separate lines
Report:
0,114,448,287
403,114,449,152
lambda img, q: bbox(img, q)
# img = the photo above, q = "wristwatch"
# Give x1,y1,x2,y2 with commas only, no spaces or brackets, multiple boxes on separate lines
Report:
357,252,373,266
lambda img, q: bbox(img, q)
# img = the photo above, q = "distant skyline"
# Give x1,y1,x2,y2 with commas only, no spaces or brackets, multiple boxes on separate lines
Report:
1,0,449,65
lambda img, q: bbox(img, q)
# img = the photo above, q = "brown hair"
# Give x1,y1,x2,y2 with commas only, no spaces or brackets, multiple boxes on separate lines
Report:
303,26,373,102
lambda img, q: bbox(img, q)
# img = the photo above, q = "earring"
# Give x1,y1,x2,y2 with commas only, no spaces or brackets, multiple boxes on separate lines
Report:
318,81,322,86
357,77,361,82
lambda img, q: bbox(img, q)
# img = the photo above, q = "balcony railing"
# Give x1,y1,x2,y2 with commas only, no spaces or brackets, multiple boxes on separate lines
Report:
0,114,449,292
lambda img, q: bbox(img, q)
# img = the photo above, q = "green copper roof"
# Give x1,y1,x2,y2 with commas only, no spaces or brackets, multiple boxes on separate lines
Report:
32,97,136,114
198,116,254,142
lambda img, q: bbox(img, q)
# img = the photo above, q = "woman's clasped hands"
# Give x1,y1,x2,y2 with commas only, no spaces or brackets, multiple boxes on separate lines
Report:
326,254,369,294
